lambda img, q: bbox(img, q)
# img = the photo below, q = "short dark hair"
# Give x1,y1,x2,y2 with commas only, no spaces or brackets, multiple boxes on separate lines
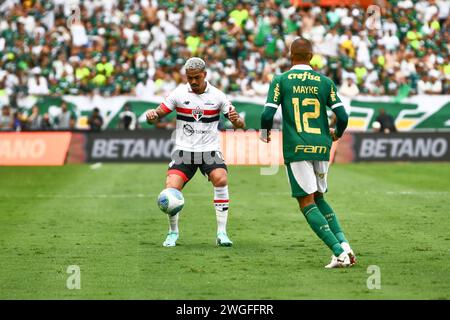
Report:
290,37,313,61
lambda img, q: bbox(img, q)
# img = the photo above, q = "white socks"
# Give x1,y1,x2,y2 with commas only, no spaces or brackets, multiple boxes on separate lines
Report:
214,186,229,234
168,213,179,233
167,186,229,235
341,241,353,254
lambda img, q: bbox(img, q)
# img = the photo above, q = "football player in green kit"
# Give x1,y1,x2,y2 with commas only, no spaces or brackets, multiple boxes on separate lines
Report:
260,38,356,268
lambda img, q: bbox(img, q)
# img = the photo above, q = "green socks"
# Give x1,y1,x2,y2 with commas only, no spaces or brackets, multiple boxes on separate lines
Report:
301,204,344,257
315,196,348,244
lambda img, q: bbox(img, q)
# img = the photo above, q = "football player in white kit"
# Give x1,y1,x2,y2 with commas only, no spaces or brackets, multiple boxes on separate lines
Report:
146,57,245,247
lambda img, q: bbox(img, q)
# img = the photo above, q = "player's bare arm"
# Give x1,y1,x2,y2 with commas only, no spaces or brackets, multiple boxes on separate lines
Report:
260,69,281,143
146,106,169,123
330,105,348,141
260,106,277,143
228,107,245,129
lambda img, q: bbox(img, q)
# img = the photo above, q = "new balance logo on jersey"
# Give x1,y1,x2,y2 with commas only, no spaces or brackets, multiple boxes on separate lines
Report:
192,107,204,121
294,145,327,154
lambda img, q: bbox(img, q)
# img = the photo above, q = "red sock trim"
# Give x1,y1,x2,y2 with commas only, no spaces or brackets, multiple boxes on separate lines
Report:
214,199,229,203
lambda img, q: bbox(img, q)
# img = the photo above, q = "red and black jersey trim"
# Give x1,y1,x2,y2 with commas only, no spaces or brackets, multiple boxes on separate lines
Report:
176,107,220,116
177,114,220,123
160,103,173,113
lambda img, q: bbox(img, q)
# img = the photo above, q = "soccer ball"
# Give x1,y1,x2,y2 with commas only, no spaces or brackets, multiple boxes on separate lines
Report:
157,188,184,216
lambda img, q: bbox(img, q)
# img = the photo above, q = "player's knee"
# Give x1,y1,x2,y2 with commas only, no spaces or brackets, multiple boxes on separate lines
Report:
314,192,324,200
208,168,227,187
212,175,227,187
298,194,315,209
166,175,184,190
209,173,227,187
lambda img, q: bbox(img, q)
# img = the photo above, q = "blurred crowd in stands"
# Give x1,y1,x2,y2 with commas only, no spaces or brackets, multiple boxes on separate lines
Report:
0,0,449,131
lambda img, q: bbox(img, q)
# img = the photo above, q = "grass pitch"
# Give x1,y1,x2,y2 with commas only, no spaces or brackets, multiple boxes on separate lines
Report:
0,163,449,299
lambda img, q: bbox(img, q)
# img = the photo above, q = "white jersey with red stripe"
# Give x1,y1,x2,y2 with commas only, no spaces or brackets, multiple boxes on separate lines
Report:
160,81,232,152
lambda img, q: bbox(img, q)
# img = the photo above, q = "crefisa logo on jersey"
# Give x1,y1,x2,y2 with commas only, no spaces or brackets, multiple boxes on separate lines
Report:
192,107,204,121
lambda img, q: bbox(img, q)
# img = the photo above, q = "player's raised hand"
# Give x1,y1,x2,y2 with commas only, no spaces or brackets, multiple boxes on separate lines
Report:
146,109,159,123
260,129,271,143
228,105,245,129
228,106,239,122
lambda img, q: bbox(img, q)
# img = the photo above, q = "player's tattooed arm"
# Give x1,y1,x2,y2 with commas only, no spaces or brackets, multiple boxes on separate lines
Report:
146,106,170,123
227,107,245,129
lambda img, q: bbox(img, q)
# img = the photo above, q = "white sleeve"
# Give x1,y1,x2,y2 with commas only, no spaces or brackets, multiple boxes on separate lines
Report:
219,92,233,115
160,90,178,113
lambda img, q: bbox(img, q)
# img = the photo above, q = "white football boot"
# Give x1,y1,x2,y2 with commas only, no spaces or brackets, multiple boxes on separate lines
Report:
341,242,357,266
216,232,233,247
325,251,351,268
162,232,179,247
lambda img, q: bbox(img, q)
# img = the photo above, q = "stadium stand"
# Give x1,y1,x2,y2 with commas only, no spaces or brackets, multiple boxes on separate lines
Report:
0,0,449,132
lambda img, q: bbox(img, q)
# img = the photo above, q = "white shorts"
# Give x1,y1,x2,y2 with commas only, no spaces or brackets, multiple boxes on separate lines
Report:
285,161,329,197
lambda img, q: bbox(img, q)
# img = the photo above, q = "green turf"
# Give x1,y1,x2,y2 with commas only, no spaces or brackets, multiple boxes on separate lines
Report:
0,163,449,299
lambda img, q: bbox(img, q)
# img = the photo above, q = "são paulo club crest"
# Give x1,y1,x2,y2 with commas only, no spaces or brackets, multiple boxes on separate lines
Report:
192,107,204,121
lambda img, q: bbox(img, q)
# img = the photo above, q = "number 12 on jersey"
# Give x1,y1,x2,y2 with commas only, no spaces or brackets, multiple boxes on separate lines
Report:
292,98,321,134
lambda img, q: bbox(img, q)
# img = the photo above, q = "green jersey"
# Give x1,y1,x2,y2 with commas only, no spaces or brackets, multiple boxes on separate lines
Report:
265,65,344,163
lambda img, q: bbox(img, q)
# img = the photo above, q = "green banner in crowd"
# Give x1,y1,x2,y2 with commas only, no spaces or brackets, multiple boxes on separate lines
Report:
346,97,450,131
27,95,450,131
